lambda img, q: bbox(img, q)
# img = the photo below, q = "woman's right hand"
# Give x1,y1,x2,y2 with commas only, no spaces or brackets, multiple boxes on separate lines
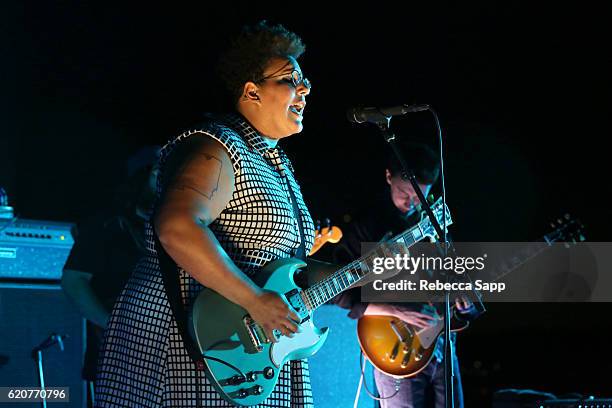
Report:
246,290,301,342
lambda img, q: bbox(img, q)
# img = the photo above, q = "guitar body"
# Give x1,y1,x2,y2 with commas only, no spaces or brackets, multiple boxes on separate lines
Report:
356,213,584,379
190,258,329,406
357,314,468,378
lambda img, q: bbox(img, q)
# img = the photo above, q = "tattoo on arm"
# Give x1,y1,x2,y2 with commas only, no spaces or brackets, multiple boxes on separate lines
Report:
169,153,223,200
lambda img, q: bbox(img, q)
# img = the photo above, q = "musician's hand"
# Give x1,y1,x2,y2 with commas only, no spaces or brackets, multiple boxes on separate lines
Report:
364,304,439,329
455,296,476,314
454,296,479,322
246,290,301,342
394,309,440,329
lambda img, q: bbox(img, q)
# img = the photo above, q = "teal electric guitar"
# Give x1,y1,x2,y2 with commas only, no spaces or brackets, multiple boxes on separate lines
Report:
190,198,452,406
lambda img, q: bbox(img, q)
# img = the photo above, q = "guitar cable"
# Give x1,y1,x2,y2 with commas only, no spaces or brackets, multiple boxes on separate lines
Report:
200,353,247,380
356,352,401,402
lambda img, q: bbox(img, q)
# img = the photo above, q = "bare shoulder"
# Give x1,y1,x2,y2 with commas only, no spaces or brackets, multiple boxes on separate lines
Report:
161,134,233,190
156,134,236,225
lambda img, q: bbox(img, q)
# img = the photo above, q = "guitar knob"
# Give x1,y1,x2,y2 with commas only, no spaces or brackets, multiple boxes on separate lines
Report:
401,351,411,368
272,329,281,340
263,367,275,379
225,375,246,385
389,342,400,362
252,385,264,395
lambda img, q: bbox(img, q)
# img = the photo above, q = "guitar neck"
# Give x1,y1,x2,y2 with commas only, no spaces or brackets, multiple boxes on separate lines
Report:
302,221,427,311
483,239,555,284
301,218,568,311
484,216,583,284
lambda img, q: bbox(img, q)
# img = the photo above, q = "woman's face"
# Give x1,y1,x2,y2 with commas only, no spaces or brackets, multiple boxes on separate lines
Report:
254,56,311,139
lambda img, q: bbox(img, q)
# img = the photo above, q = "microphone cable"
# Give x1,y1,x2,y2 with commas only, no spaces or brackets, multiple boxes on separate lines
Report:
354,351,401,403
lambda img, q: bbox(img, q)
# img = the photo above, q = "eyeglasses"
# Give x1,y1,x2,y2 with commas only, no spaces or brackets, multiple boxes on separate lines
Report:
257,70,311,89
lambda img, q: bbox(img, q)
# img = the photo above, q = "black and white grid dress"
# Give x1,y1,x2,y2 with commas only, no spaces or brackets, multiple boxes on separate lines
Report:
95,113,316,407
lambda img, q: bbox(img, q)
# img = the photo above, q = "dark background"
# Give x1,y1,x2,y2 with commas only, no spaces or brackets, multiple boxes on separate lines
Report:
4,1,611,405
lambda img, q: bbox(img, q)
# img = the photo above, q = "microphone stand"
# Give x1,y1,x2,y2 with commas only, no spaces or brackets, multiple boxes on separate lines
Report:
32,334,66,408
373,113,455,408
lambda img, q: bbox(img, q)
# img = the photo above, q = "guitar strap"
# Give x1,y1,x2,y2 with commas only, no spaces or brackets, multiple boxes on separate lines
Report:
284,173,307,261
267,148,306,261
153,230,206,370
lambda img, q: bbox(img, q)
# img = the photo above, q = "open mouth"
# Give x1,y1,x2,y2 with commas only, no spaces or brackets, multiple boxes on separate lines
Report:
289,101,305,117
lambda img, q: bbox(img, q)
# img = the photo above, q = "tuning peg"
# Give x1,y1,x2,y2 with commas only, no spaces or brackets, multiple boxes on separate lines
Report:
557,218,564,225
550,222,556,229
325,218,331,230
315,219,321,232
579,234,586,242
564,213,571,220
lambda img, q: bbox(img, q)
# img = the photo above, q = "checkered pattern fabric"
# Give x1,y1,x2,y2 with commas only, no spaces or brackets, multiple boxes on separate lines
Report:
95,113,315,407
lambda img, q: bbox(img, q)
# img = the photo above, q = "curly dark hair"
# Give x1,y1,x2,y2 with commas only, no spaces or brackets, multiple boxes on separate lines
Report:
216,20,306,105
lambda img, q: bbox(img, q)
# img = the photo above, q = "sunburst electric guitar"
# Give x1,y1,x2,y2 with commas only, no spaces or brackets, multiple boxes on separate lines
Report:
357,214,585,379
189,198,451,406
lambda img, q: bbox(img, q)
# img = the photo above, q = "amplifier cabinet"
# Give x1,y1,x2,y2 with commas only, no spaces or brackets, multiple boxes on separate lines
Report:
0,282,86,407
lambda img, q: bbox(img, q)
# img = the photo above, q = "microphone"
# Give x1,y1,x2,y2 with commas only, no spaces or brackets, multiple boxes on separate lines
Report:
347,104,429,124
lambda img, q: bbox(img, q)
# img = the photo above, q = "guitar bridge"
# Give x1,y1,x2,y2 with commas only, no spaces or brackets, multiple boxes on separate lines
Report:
243,316,267,352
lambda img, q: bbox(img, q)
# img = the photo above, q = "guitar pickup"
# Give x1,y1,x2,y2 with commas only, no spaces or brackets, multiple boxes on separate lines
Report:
285,289,310,323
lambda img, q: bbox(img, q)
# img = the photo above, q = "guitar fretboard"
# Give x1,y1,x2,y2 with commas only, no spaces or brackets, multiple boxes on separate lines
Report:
301,220,427,310
486,240,554,283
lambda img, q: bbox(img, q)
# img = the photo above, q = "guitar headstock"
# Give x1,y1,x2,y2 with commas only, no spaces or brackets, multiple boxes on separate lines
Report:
309,218,343,256
420,197,453,241
544,214,586,245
